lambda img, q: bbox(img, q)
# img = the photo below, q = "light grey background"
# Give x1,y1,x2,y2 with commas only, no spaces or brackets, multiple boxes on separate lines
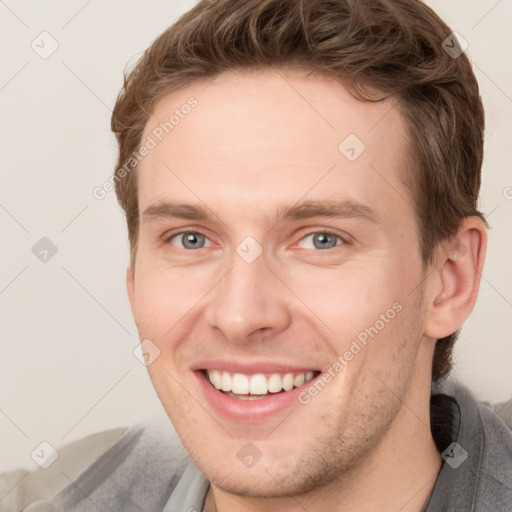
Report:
1,0,511,471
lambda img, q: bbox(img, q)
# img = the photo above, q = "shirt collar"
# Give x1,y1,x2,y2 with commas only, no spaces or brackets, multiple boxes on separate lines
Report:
162,461,209,512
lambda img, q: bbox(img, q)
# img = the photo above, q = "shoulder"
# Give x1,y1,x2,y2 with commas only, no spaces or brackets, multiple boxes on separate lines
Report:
464,385,512,510
431,380,512,510
0,416,190,511
492,397,512,430
436,379,512,459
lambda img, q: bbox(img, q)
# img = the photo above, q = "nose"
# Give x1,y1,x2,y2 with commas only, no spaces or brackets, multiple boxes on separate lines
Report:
204,249,291,344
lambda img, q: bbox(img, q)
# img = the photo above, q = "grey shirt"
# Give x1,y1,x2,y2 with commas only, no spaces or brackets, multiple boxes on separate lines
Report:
3,381,511,511
424,381,512,511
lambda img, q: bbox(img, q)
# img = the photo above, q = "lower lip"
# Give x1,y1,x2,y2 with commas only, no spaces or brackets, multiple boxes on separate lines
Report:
195,371,318,422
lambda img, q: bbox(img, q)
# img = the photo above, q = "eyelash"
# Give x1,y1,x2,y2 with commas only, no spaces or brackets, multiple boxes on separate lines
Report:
164,228,349,253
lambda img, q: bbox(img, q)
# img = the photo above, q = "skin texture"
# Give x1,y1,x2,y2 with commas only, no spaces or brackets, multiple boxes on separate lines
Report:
127,69,486,511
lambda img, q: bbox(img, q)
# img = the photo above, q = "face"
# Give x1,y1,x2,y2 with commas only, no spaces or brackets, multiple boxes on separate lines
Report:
128,68,432,498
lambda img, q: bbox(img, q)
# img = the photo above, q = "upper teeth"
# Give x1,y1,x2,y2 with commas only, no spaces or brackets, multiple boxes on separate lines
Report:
206,370,315,395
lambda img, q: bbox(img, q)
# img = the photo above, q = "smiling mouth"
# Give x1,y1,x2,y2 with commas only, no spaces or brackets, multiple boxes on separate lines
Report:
202,369,321,400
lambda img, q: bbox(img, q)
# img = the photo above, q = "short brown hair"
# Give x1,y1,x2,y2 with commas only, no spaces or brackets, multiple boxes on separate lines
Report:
111,0,486,382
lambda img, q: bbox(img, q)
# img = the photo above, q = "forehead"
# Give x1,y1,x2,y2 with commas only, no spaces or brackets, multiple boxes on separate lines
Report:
138,68,411,223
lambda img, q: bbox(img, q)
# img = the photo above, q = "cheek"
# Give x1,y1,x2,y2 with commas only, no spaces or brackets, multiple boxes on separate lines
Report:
289,264,399,330
132,260,210,335
286,259,420,372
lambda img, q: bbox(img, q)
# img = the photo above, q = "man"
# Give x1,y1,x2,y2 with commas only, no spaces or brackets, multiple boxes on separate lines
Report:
3,0,511,510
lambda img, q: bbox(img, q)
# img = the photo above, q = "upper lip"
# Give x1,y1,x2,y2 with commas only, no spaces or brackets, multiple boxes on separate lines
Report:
192,359,320,374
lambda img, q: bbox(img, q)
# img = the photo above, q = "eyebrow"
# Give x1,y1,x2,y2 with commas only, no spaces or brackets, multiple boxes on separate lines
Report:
142,202,210,222
274,199,377,224
141,199,378,225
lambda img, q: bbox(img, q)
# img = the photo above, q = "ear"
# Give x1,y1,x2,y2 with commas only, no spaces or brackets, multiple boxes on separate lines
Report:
424,216,487,339
126,265,136,317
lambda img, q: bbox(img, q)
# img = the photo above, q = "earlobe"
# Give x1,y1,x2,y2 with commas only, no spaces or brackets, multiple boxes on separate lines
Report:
424,217,487,339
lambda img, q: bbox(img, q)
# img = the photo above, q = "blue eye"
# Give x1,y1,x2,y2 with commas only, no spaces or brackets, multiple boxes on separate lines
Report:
298,232,343,250
169,232,212,250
